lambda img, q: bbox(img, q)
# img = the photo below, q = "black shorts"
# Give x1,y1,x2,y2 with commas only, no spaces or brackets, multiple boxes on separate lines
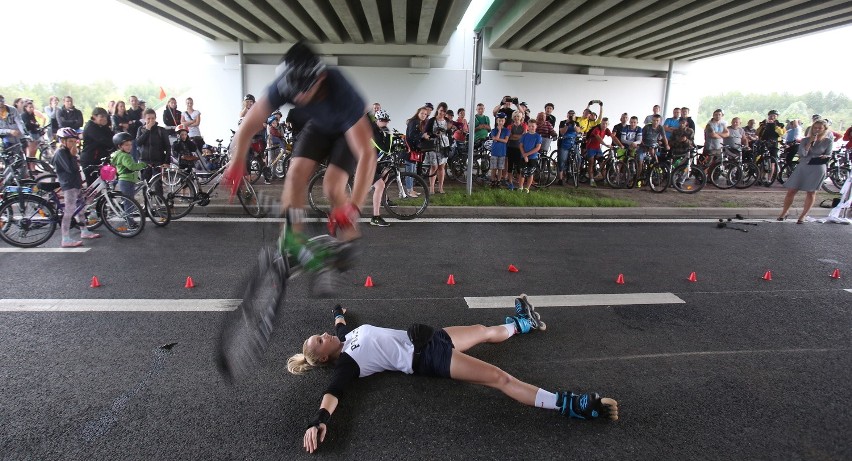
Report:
507,145,522,174
522,158,539,177
414,329,454,378
292,120,358,176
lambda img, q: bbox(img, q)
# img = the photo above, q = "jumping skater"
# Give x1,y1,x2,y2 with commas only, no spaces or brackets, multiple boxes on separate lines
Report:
289,296,619,453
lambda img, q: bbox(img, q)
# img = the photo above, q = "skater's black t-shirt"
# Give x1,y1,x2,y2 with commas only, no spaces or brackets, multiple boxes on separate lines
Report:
266,67,366,136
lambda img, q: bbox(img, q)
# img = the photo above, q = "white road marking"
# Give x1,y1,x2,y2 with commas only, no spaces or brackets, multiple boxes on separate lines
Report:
0,299,240,312
177,216,752,224
465,292,685,309
537,347,852,364
846,289,852,294
0,247,90,253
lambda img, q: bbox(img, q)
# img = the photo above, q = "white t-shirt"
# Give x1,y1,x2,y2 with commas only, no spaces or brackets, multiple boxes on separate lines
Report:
343,325,414,377
705,120,727,150
183,110,201,137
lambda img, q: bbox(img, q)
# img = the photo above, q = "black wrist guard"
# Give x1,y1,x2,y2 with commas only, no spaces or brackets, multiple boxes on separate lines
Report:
332,304,345,320
307,408,331,430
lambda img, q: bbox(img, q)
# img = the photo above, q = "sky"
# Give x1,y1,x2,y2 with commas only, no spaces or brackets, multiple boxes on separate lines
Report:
1,0,849,99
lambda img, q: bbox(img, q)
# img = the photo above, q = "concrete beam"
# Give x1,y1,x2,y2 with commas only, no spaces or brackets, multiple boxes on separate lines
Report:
239,42,446,57
198,0,280,42
517,4,582,51
436,0,473,45
171,0,260,41
241,0,300,42
687,20,852,60
125,0,224,40
361,0,385,44
301,1,344,43
597,0,761,56
544,0,623,52
488,0,549,48
486,48,670,72
641,1,851,60
391,0,406,45
266,0,322,43
559,0,655,53
502,1,564,50
417,0,440,44
673,14,852,61
328,1,365,43
620,0,809,58
569,0,691,54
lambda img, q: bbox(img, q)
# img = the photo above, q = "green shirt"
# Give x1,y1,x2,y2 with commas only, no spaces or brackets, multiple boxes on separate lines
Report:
474,114,490,141
111,151,147,182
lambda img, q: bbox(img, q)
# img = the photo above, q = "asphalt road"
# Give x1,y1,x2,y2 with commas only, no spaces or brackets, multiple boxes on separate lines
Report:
1,218,850,460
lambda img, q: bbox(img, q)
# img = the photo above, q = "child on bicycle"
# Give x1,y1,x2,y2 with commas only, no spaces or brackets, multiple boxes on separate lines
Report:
110,132,147,200
292,298,618,453
172,125,199,171
489,113,509,188
369,109,392,227
53,127,100,247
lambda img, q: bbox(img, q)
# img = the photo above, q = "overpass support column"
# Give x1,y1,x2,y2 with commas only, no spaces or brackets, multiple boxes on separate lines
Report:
662,59,674,116
238,39,246,97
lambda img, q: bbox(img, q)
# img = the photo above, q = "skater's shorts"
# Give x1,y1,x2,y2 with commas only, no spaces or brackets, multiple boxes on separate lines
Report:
292,121,357,176
489,155,506,170
414,329,454,378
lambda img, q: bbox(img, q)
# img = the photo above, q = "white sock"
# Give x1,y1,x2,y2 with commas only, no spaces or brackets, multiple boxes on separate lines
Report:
502,322,516,337
535,388,560,410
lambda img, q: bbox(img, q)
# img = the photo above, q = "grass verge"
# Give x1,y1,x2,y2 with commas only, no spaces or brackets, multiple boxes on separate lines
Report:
427,187,636,207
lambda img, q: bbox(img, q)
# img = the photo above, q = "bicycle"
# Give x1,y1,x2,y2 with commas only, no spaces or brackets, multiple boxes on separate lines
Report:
133,172,171,226
708,146,758,189
151,160,263,219
751,140,779,186
648,147,707,193
0,164,145,247
821,147,851,194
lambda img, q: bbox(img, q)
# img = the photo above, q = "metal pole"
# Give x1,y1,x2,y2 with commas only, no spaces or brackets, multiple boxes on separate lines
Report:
661,58,674,116
238,39,246,97
467,31,482,195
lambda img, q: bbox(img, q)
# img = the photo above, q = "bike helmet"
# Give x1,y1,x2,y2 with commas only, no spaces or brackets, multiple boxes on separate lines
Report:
201,144,214,151
374,109,390,121
56,127,78,139
244,94,256,101
175,124,188,133
278,41,326,96
112,132,133,147
266,115,277,124
768,109,779,116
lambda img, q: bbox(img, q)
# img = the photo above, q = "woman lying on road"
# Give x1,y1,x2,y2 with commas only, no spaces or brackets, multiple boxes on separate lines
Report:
288,296,619,453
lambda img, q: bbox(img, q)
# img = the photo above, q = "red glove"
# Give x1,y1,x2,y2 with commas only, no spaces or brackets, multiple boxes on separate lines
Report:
222,163,247,198
327,203,360,236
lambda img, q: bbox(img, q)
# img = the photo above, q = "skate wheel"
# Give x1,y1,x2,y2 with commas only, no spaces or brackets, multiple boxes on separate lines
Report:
538,321,547,332
533,311,541,320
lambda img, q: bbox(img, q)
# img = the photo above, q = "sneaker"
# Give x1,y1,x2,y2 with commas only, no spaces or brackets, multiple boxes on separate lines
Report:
556,391,615,420
557,179,564,186
590,180,596,187
61,238,83,248
370,216,390,227
263,179,271,185
505,294,546,333
507,184,515,190
80,230,101,239
524,188,530,194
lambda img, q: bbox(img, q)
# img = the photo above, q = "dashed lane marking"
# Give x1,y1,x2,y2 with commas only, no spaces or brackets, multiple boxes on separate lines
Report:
465,292,685,309
0,299,240,312
0,247,90,253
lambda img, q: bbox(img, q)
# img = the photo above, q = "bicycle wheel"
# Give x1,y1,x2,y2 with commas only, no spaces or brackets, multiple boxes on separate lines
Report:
710,161,737,189
99,192,145,238
237,177,264,217
383,172,429,220
272,155,290,179
822,167,850,194
758,156,777,186
248,158,262,184
778,163,796,184
535,156,557,188
571,153,580,187
307,169,352,215
672,165,706,194
217,246,288,383
648,163,669,193
152,169,196,220
449,156,467,183
605,160,628,189
144,189,171,227
0,194,57,248
734,162,759,189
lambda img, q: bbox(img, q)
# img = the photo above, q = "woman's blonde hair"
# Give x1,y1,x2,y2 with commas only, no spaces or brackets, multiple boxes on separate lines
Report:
286,337,329,375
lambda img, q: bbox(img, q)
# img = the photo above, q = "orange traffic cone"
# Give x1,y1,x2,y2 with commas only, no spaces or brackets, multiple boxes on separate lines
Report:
762,270,772,281
447,274,456,285
90,276,101,288
830,268,841,279
364,276,374,287
185,276,195,288
615,273,625,284
508,264,519,273
688,271,698,282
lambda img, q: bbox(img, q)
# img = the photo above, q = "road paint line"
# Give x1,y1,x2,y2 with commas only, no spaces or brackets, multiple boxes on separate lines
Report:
177,216,757,224
465,292,685,309
0,247,90,253
521,348,852,365
846,289,852,294
0,299,240,312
